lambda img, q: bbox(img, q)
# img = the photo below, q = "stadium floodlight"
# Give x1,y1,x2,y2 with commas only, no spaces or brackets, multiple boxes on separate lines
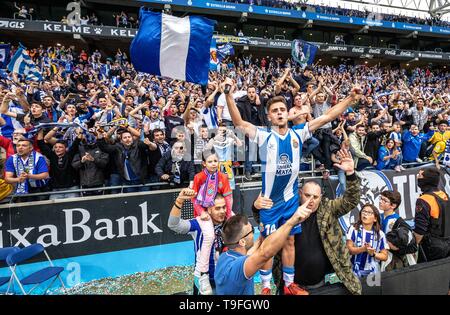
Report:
164,4,172,15
300,19,313,28
405,31,419,38
357,25,370,33
240,12,247,23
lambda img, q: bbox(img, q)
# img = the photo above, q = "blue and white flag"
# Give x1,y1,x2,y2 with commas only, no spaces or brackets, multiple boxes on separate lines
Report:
7,45,42,81
291,39,318,69
217,43,234,61
210,38,219,72
130,9,215,85
0,44,11,69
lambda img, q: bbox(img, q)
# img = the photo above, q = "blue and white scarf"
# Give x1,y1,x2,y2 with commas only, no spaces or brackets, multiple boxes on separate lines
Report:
12,151,47,194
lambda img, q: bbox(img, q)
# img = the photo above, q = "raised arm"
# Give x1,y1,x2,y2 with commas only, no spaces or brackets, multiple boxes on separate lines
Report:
222,78,256,140
274,68,290,95
288,73,300,95
308,86,362,133
204,82,219,108
168,188,196,234
16,87,30,112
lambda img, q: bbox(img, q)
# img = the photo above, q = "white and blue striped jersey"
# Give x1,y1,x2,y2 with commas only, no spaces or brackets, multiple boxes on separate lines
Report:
189,219,217,280
251,123,311,204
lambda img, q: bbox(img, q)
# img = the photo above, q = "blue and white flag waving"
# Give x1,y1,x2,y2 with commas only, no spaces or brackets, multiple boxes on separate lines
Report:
130,9,215,85
291,39,318,69
217,43,234,61
7,45,42,81
0,44,11,69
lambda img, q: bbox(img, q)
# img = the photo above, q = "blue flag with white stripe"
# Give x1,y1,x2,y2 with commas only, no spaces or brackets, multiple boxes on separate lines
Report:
7,46,42,81
130,9,216,85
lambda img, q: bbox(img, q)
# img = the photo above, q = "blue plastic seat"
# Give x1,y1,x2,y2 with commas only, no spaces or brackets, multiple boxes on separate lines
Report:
6,244,66,295
20,267,65,285
0,247,20,294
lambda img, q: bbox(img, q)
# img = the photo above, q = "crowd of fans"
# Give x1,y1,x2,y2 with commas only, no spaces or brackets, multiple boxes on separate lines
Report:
222,0,450,27
0,44,448,203
12,2,137,28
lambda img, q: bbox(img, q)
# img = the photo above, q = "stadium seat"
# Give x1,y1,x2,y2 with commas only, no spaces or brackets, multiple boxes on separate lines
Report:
6,244,66,295
0,247,20,294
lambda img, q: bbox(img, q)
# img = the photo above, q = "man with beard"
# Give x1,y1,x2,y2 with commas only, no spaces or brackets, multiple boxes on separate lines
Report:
275,67,300,110
37,129,81,200
146,128,171,184
168,188,227,295
4,138,49,202
72,133,110,197
155,141,195,187
42,94,63,122
97,127,149,192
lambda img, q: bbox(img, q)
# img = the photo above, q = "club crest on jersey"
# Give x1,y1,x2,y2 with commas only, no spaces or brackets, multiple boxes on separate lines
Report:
276,153,293,176
292,139,299,149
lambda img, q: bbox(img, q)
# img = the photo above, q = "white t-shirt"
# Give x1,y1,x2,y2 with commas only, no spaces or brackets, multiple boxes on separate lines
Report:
216,90,247,122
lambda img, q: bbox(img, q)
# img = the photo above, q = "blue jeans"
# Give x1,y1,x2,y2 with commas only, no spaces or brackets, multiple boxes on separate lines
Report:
388,153,403,169
337,169,346,191
108,173,122,194
302,137,320,157
49,186,80,200
122,179,148,193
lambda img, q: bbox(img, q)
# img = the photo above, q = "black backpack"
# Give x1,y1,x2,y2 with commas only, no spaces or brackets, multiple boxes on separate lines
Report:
386,217,417,256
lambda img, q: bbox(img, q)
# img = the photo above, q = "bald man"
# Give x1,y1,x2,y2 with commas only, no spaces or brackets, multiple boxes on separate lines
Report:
253,149,363,294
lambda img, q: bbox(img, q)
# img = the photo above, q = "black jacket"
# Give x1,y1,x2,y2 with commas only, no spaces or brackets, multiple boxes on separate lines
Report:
37,138,80,189
155,151,195,184
72,143,109,187
98,138,149,183
365,130,386,161
236,95,268,127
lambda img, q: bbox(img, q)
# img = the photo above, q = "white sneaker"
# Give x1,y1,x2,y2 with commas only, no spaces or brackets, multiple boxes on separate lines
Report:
394,165,401,172
416,158,423,163
400,165,406,171
195,274,213,295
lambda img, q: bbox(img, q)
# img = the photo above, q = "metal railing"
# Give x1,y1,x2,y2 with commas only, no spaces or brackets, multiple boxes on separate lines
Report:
2,160,442,205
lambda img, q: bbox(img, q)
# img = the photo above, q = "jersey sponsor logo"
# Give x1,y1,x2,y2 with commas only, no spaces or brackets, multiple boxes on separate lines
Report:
276,153,292,176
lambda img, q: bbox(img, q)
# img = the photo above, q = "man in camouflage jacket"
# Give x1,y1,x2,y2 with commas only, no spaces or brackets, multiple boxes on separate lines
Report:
253,149,362,295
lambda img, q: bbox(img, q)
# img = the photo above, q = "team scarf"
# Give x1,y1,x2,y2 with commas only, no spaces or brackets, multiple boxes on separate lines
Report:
352,226,380,277
25,122,96,145
374,90,405,99
196,169,219,208
157,141,171,156
214,223,224,252
12,151,45,194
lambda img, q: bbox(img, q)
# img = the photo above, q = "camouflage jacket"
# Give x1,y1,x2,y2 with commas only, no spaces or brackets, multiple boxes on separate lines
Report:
316,173,362,295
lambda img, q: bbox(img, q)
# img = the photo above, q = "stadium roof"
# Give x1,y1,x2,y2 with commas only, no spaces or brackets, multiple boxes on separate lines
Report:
302,0,450,19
